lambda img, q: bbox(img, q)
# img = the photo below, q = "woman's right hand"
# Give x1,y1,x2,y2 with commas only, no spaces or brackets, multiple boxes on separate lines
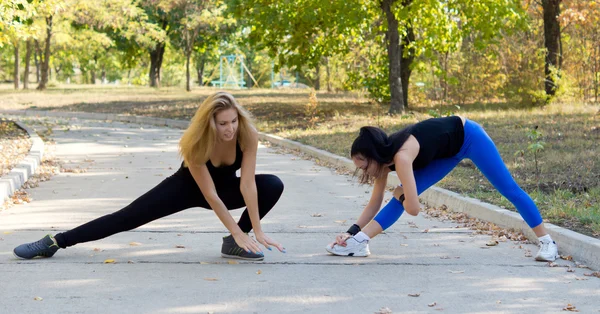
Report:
233,232,263,254
331,233,352,247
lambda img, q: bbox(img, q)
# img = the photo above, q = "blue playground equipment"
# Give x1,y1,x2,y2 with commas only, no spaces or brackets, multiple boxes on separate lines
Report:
211,55,247,88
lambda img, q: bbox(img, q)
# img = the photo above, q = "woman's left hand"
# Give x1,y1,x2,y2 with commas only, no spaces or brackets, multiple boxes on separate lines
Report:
255,232,286,253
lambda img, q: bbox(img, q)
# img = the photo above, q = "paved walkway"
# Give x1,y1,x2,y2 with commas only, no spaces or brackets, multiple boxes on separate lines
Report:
0,117,598,314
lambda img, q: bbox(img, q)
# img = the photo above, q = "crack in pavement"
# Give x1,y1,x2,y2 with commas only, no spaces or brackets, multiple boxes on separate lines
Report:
2,260,549,268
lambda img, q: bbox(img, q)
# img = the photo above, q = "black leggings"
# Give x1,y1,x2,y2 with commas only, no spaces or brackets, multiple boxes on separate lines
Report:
54,166,284,248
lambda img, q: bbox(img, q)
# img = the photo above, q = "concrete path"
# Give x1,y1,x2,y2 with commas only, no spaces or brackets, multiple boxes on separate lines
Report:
0,117,598,314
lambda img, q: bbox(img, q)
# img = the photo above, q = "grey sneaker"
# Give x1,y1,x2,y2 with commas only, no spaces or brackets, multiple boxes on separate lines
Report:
221,234,264,261
14,234,60,259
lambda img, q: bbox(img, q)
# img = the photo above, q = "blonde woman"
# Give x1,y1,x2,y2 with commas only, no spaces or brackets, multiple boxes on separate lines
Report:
14,92,285,261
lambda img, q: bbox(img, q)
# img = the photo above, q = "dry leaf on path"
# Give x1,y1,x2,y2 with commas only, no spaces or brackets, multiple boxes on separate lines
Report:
486,240,499,246
375,307,392,314
408,293,420,297
562,304,579,312
175,245,185,248
33,297,43,301
311,213,323,217
129,242,142,246
103,259,115,264
449,270,465,274
203,278,218,281
256,270,262,275
228,260,239,265
428,302,437,307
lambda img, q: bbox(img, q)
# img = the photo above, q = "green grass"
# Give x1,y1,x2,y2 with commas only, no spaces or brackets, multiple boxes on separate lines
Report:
1,84,598,237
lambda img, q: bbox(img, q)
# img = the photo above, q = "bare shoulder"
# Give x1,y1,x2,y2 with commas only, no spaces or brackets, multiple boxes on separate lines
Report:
395,135,419,161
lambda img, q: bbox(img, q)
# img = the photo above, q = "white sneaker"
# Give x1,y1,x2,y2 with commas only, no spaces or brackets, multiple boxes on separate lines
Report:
535,239,559,262
325,237,370,257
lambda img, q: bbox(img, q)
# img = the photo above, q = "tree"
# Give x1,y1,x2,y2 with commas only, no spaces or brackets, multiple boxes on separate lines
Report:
231,0,525,113
170,0,232,91
541,0,562,96
33,0,67,90
0,0,38,89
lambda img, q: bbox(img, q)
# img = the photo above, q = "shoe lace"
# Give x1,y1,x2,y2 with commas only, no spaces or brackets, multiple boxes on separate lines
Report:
26,239,48,252
540,240,549,252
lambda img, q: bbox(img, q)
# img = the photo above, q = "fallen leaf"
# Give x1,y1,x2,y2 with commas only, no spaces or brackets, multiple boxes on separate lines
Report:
440,256,451,259
3,231,12,235
228,260,239,265
33,297,43,301
375,307,393,314
428,302,437,307
200,262,210,265
567,268,575,273
560,255,573,261
129,242,142,246
422,229,429,233
584,272,600,278
256,270,262,275
400,244,408,247
486,240,499,246
93,248,102,252
563,304,579,312
127,260,134,264
175,245,185,248
408,293,420,297
449,270,465,274
103,259,115,264
203,278,218,281
496,300,502,304
334,220,347,224
310,213,323,217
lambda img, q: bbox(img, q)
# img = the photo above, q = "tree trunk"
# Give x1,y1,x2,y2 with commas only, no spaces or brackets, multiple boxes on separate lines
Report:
314,63,320,91
381,0,405,114
149,42,166,88
326,57,332,92
400,26,415,109
13,42,20,89
34,40,41,83
24,40,32,89
37,15,53,90
542,0,562,96
196,54,205,86
186,49,192,92
101,67,106,83
594,43,599,103
91,70,96,84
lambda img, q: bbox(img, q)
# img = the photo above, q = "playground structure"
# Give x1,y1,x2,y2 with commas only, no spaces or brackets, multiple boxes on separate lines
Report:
209,54,301,89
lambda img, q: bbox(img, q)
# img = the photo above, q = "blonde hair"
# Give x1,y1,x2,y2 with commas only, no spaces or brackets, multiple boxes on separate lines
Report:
179,92,254,167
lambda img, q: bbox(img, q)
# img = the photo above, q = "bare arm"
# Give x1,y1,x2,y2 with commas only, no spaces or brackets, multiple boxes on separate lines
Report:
239,129,261,233
393,136,421,215
355,173,388,228
239,129,285,252
189,163,262,253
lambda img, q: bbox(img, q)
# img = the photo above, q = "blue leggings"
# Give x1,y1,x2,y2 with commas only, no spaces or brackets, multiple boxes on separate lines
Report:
374,119,543,230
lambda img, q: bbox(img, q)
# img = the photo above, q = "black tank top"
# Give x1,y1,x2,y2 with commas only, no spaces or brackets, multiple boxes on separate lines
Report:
389,116,464,170
176,141,243,182
206,141,243,179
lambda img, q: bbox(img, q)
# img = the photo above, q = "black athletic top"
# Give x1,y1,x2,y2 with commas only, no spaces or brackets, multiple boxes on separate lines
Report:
206,141,243,179
177,141,243,182
389,116,464,170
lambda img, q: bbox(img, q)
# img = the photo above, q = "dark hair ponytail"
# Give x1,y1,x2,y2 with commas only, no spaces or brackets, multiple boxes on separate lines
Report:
351,126,412,163
350,125,413,183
